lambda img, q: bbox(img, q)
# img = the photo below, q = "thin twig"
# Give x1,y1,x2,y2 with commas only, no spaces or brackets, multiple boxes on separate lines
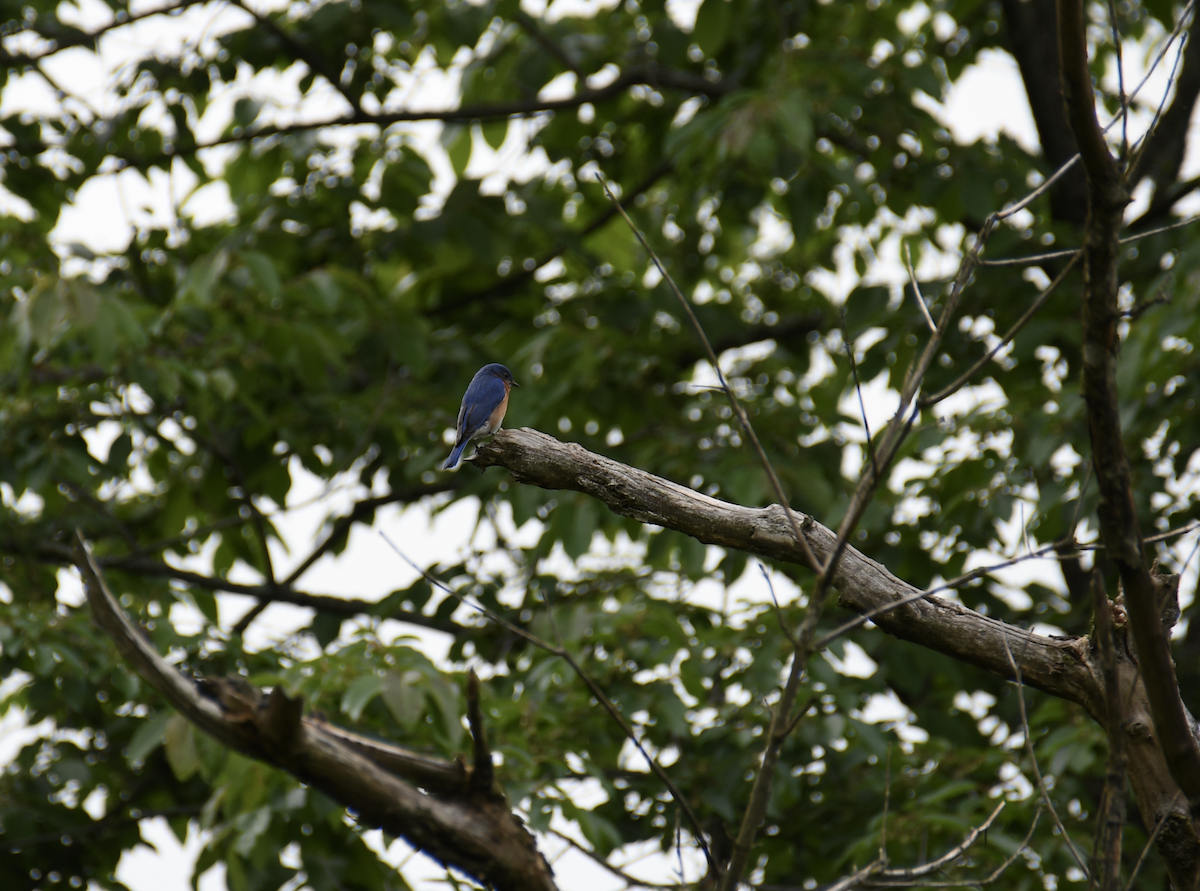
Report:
813,538,1064,652
880,744,892,861
828,857,889,891
997,156,1080,220
1122,791,1181,891
840,310,878,478
515,10,584,77
862,806,1038,888
1000,631,1090,877
207,429,278,586
1118,0,1197,117
920,253,1080,408
760,564,799,649
379,532,717,876
876,801,1006,881
1106,0,1129,159
229,0,360,113
1127,16,1191,179
904,242,938,334
596,174,820,575
546,827,678,889
978,216,1197,268
603,172,944,889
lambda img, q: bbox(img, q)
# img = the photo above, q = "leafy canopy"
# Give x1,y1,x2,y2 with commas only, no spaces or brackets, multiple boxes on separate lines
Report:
1,0,1198,888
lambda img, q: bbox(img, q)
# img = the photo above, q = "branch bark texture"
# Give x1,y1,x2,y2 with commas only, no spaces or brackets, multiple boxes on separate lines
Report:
72,533,558,891
473,427,1200,883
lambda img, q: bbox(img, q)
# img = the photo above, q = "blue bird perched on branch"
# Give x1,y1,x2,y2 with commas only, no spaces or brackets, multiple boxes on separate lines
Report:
443,363,520,470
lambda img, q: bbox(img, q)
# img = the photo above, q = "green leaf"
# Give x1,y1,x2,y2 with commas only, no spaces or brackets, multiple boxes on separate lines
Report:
441,124,472,177
481,120,507,151
693,0,733,56
127,711,171,766
310,613,343,649
341,673,382,721
241,251,281,301
381,669,424,730
165,713,200,781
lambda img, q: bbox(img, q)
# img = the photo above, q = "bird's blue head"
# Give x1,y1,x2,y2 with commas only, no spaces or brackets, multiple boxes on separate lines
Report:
482,363,519,388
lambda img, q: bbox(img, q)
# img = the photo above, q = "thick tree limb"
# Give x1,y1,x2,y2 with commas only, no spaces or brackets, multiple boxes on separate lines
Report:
72,532,558,891
1000,0,1089,224
475,427,1200,883
475,429,1098,708
1058,0,1200,817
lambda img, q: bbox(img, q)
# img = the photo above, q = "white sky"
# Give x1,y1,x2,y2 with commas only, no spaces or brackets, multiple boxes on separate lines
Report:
2,0,1200,888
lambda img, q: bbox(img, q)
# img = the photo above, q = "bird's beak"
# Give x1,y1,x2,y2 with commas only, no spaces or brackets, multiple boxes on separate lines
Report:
511,379,521,387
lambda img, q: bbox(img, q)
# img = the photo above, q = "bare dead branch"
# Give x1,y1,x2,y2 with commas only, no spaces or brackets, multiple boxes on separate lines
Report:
903,242,939,334
72,531,558,891
474,430,1102,723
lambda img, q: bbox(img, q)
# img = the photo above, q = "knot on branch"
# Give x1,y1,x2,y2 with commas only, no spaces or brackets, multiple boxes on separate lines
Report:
197,676,306,756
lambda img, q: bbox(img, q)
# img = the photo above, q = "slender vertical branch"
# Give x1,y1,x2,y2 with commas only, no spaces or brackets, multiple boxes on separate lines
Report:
880,744,892,862
1091,573,1127,891
596,176,819,575
1058,0,1200,815
1002,631,1091,877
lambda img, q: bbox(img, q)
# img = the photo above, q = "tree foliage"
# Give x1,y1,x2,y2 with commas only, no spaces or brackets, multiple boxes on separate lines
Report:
1,0,1199,888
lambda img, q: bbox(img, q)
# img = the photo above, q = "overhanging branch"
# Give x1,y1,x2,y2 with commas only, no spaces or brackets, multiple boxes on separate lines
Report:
72,531,557,891
473,428,1099,710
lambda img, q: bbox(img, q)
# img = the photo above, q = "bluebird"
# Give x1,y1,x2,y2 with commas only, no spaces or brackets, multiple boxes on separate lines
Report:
443,363,520,470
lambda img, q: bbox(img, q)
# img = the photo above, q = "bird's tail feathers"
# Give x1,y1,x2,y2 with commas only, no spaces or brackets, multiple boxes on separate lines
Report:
443,441,467,470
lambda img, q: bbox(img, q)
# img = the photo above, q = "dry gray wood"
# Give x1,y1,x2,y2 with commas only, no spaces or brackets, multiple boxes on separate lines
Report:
474,427,1200,884
477,428,1095,706
72,533,558,891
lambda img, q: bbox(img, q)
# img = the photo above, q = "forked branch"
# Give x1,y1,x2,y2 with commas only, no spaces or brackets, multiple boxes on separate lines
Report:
71,531,558,891
1058,0,1200,816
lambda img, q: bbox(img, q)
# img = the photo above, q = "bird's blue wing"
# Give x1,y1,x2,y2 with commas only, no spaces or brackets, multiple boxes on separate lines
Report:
458,375,507,435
